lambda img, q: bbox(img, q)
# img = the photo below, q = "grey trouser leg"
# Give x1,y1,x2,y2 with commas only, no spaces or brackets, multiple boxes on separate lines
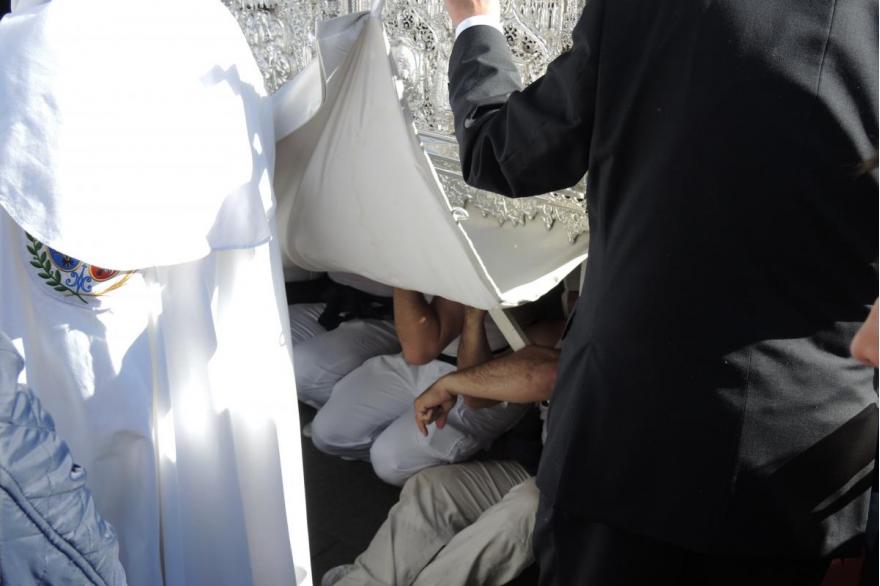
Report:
336,460,535,586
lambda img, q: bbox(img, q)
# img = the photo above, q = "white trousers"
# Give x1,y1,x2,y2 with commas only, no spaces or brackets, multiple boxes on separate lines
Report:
336,461,538,586
311,353,528,485
289,302,399,408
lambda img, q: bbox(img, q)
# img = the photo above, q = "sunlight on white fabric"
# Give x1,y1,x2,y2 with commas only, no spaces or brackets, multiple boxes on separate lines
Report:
178,387,211,439
0,0,273,270
253,132,266,158
158,409,178,464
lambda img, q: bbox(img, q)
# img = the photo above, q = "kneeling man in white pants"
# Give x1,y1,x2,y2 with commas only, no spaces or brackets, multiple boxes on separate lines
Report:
310,289,527,485
289,273,400,408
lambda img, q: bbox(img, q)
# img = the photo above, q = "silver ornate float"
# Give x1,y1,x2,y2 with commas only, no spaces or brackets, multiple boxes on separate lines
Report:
224,0,588,242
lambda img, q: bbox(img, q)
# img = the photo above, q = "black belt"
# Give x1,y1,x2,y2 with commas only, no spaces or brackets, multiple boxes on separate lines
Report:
317,282,394,331
436,353,458,367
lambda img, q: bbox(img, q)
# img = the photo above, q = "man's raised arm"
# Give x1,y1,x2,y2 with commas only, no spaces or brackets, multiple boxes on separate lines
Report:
445,0,602,197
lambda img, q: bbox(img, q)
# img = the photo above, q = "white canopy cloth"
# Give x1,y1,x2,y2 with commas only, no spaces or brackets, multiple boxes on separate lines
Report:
272,5,587,310
0,2,311,585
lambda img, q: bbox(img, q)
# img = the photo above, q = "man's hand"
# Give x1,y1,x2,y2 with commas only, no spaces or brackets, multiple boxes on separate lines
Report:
851,298,879,367
414,377,458,436
443,0,500,28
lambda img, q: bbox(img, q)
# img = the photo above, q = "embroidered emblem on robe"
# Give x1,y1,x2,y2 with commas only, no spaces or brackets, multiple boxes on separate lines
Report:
25,234,133,304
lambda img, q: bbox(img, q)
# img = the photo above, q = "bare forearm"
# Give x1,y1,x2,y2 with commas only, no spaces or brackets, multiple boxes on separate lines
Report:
394,288,438,353
456,308,492,369
440,345,559,404
394,288,464,364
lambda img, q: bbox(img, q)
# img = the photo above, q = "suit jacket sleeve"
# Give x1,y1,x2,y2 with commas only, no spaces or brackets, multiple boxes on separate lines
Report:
448,2,602,197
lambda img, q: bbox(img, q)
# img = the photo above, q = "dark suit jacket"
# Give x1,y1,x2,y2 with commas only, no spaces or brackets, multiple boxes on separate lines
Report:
449,0,878,557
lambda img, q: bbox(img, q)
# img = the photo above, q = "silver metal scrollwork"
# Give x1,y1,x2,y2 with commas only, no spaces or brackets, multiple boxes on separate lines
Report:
226,0,588,242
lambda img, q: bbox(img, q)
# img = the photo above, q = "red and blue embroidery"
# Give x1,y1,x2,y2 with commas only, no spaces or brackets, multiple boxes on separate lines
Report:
26,233,132,304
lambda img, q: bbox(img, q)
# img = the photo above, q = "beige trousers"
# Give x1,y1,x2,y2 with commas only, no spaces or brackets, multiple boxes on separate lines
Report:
336,460,538,586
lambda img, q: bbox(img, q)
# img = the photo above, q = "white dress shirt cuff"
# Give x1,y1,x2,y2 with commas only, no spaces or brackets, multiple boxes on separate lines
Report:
455,14,504,39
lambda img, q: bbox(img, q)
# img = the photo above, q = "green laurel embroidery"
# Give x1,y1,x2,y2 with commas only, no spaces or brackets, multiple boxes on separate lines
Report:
25,233,88,304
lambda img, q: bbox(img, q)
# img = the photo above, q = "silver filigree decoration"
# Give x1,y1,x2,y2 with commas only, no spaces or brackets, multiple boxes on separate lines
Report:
224,0,588,242
424,133,586,243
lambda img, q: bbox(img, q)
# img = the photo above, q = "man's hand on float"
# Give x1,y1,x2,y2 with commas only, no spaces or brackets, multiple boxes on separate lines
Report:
443,0,500,28
414,377,458,436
